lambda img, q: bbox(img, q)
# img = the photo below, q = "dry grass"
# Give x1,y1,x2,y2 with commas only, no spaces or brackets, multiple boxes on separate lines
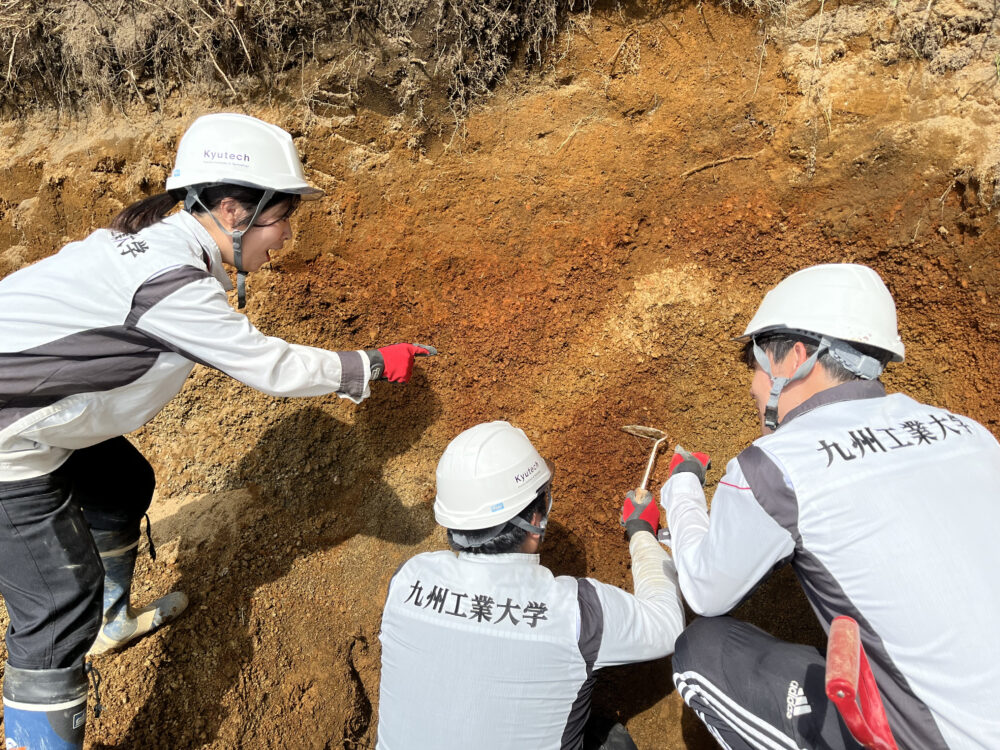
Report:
0,0,589,117
717,0,788,17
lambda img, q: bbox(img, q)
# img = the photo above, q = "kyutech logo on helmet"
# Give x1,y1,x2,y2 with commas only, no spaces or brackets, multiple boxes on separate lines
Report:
434,421,552,531
166,113,323,198
202,148,252,164
513,460,541,485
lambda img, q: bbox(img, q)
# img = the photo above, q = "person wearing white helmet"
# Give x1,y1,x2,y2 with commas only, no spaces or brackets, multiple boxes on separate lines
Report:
377,420,685,750
0,112,435,749
660,264,1000,749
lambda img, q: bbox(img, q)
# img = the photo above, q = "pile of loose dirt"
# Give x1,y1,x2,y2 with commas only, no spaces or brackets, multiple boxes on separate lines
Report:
2,2,999,747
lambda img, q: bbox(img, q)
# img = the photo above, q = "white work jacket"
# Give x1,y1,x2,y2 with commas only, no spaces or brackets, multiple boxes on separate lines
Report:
662,380,1000,750
377,531,683,750
0,212,372,480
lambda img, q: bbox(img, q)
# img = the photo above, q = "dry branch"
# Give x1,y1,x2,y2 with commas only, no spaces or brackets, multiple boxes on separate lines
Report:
681,155,755,179
555,116,586,153
752,28,767,97
608,29,637,70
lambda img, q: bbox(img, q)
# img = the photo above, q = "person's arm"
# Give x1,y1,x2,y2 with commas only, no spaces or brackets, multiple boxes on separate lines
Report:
587,531,684,668
661,454,796,616
585,492,686,669
130,268,377,402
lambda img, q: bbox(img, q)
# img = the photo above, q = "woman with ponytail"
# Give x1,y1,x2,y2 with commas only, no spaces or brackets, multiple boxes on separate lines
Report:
0,113,435,750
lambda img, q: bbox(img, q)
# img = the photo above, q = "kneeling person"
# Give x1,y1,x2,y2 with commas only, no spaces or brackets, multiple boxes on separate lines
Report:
378,421,684,749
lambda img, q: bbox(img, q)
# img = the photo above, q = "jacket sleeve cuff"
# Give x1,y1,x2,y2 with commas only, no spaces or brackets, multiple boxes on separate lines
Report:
335,350,372,403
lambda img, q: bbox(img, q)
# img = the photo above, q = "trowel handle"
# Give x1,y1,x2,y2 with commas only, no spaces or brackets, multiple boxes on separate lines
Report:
640,436,668,490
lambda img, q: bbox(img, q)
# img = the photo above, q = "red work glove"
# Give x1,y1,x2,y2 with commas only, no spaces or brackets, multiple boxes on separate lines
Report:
621,488,659,540
668,445,711,486
366,343,437,383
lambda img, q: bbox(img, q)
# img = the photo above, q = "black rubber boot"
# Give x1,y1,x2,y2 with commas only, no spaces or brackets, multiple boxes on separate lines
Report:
88,527,187,655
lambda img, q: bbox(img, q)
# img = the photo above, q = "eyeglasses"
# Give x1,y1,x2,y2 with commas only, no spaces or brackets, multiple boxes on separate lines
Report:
252,207,295,228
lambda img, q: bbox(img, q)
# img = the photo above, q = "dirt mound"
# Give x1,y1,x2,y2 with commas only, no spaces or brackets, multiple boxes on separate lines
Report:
2,2,1000,748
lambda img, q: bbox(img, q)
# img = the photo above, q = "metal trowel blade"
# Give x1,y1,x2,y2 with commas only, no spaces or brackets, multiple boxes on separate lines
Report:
621,424,667,441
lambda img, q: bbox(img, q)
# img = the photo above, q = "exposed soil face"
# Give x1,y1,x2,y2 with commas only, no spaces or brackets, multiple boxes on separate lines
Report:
2,2,1000,748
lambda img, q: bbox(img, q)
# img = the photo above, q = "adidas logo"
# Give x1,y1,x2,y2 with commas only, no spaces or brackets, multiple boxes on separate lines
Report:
786,680,812,718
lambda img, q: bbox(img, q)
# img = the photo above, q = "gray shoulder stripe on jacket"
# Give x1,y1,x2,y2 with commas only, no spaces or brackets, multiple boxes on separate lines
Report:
126,265,213,328
0,327,168,408
136,329,214,368
576,578,603,666
559,578,604,749
737,445,802,547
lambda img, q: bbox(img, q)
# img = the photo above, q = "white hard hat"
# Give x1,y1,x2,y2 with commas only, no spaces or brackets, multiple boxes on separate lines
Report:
741,263,905,362
165,113,323,198
434,421,552,531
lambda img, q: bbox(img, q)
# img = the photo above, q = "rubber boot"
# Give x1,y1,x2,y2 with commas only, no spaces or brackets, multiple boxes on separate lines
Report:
584,717,639,750
599,723,639,750
2,662,88,749
88,528,188,655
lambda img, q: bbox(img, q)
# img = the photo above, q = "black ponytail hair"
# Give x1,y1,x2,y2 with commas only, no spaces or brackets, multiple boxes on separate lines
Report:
110,185,300,234
110,191,183,233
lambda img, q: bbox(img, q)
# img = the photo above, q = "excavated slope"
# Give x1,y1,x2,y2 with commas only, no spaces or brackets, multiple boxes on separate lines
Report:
1,2,999,747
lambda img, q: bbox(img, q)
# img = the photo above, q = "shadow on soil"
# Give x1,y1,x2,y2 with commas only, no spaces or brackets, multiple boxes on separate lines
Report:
95,376,440,748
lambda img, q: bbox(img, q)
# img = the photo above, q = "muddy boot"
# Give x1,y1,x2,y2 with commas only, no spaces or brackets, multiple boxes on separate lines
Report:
2,662,88,749
88,528,188,655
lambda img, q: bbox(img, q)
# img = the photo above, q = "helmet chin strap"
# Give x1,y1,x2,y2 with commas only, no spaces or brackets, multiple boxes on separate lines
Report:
509,483,553,538
508,513,547,537
753,336,828,431
184,186,275,309
753,334,886,430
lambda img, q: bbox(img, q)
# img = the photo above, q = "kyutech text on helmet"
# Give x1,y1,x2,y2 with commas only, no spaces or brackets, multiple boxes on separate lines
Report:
203,149,251,162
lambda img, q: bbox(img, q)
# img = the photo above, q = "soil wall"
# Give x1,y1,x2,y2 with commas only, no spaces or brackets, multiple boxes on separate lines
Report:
1,1,999,747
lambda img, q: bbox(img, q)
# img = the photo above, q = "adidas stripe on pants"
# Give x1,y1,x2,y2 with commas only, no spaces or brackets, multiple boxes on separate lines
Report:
671,616,864,750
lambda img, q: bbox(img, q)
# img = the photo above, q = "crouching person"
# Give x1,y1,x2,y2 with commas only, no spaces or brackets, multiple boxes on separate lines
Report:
663,264,1000,749
377,421,684,749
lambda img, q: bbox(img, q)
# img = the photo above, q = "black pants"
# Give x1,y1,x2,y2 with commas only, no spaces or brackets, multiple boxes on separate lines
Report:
0,437,154,669
671,617,863,750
